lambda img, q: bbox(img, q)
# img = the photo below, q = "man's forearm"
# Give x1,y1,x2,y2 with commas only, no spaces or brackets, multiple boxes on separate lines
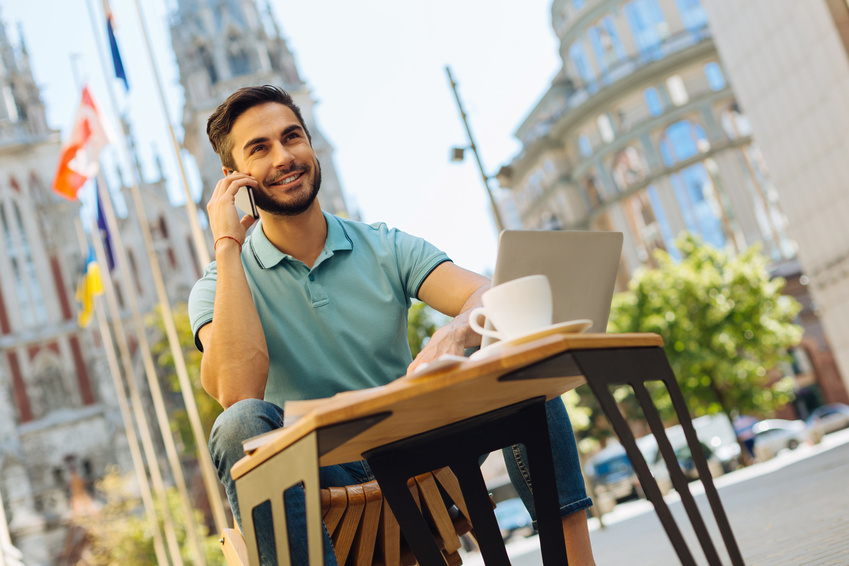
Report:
201,240,269,408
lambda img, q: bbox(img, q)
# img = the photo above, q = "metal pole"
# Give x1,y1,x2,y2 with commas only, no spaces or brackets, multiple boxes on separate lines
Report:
76,218,171,566
445,66,505,233
129,0,211,268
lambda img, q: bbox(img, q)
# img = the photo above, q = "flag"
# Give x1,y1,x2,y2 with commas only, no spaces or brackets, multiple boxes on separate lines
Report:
95,180,115,271
52,86,111,200
103,0,129,91
76,246,104,328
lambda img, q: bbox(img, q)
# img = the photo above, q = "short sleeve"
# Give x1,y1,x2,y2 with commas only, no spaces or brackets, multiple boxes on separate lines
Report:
390,228,451,299
187,262,218,352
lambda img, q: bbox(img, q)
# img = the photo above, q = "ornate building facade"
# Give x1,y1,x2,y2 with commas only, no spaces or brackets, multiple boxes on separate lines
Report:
498,0,847,414
0,22,202,564
170,0,352,218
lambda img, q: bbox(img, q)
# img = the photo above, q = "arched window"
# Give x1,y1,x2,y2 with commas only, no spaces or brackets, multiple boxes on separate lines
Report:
625,0,667,61
1,198,47,327
30,355,69,419
670,164,726,249
569,40,596,87
611,146,649,191
660,120,710,166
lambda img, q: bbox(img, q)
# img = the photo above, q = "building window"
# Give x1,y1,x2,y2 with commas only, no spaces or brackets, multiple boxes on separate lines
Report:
1,200,47,327
671,164,727,249
675,0,708,32
611,146,649,191
578,134,593,157
704,62,727,91
666,75,689,106
644,87,664,116
589,16,627,76
647,185,678,258
597,114,615,143
661,120,710,165
625,0,667,60
569,40,596,87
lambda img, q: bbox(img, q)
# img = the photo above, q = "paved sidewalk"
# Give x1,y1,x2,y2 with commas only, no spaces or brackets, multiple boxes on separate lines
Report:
464,428,849,565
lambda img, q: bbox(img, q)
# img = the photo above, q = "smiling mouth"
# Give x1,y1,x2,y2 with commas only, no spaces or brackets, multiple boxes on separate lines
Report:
269,170,306,187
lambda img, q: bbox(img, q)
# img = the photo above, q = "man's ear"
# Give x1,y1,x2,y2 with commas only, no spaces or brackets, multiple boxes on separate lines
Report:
222,166,233,177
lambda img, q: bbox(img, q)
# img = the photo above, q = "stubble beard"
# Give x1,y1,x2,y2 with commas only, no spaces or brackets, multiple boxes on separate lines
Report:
253,159,322,217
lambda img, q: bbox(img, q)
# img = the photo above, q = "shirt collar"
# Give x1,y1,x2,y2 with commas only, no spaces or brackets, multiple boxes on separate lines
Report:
248,211,353,269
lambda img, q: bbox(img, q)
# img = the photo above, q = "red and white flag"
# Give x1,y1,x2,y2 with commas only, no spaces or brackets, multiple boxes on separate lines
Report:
52,86,111,200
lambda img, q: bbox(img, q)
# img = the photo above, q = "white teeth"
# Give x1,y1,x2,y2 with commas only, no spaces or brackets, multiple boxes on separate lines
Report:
281,173,299,184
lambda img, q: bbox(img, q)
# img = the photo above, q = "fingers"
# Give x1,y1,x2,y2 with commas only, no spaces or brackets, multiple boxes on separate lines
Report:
207,173,258,243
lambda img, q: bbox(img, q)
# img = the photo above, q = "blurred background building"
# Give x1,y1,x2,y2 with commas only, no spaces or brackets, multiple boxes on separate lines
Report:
702,0,849,426
170,0,352,218
0,0,358,561
496,0,848,415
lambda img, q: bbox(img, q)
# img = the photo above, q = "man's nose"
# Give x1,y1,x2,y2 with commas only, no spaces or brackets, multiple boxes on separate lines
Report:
270,142,294,168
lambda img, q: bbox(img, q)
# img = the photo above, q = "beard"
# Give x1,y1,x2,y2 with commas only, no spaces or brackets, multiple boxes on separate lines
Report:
253,159,322,217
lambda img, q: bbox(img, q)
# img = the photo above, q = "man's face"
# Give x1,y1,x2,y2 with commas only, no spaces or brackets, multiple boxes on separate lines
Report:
228,102,321,216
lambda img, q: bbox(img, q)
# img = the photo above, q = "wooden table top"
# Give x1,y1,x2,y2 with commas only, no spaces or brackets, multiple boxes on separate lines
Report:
230,332,663,480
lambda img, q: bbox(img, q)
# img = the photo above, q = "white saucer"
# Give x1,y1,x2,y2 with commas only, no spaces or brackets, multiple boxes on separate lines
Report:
469,319,593,361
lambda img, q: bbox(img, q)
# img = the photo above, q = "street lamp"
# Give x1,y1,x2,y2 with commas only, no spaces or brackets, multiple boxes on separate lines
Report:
446,66,506,233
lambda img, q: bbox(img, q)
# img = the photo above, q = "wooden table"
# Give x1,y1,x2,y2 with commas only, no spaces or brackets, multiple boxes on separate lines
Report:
230,332,745,566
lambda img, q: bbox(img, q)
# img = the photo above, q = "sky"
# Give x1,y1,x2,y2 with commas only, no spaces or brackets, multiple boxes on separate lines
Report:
1,0,562,275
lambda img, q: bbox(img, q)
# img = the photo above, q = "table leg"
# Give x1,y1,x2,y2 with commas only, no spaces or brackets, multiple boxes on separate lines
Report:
364,397,568,566
573,347,745,566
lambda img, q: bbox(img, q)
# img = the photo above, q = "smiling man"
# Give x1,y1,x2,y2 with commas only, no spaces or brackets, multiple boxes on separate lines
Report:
189,85,595,565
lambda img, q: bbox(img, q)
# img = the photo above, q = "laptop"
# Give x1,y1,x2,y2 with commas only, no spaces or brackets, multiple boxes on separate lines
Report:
481,230,624,349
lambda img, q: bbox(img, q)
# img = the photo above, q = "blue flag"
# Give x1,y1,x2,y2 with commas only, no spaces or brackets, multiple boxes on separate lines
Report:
95,180,115,271
104,1,129,91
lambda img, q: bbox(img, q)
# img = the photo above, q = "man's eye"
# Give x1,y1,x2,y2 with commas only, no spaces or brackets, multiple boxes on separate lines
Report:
250,145,266,154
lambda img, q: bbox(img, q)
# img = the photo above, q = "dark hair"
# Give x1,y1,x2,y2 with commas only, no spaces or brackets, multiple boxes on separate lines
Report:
206,85,312,170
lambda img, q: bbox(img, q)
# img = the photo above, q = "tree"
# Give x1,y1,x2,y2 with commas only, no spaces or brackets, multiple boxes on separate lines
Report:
72,468,223,565
607,233,803,427
407,300,441,358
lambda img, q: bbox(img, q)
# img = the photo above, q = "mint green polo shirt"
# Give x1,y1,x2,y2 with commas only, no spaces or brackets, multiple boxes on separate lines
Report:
188,211,450,407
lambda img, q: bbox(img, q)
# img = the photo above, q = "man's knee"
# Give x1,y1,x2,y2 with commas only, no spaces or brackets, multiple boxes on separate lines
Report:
209,398,284,457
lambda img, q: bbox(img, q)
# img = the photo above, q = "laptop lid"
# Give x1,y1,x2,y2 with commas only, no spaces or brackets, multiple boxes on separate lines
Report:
482,230,623,347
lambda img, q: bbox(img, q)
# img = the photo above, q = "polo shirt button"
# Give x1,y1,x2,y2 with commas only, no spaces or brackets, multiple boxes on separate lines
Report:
309,274,315,281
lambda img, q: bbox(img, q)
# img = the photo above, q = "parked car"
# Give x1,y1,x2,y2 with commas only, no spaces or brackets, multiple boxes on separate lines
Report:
751,419,821,461
807,403,849,434
493,497,533,541
585,442,639,503
636,435,724,497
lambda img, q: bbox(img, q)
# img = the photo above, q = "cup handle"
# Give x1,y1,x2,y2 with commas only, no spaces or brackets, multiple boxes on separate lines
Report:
469,307,502,340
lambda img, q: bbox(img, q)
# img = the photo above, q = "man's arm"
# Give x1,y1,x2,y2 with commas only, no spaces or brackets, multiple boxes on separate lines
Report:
198,172,269,408
407,261,490,374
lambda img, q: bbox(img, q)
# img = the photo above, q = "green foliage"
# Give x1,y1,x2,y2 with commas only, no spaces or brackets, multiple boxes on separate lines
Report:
607,233,803,423
73,468,223,565
407,300,440,358
150,304,223,454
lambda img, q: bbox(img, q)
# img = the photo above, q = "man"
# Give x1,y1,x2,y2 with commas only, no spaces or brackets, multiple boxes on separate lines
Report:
189,85,595,565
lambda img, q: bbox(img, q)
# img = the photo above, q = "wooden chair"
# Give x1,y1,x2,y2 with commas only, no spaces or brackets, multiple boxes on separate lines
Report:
221,467,477,565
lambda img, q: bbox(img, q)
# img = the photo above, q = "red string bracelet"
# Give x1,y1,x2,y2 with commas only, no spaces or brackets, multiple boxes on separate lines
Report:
214,235,242,251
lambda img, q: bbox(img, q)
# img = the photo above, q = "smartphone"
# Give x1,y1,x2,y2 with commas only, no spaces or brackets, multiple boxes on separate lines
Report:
229,170,259,219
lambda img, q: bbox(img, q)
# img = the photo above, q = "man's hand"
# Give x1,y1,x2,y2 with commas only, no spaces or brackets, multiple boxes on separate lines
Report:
207,171,259,246
407,262,490,376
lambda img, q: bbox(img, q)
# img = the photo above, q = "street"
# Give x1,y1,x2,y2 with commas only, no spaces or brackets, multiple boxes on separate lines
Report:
462,428,849,565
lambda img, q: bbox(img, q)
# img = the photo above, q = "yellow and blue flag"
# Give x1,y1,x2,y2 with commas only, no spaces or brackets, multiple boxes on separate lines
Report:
76,246,104,328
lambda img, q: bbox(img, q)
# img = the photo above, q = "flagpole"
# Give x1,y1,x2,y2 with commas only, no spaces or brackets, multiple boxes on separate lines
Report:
95,172,205,566
74,218,171,566
84,0,229,536
129,0,211,268
79,195,185,566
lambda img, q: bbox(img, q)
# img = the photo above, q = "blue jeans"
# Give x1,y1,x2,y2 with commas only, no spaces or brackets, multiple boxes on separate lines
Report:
209,397,591,565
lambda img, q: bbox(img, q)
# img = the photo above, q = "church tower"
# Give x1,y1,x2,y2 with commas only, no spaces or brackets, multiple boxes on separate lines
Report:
0,22,133,566
171,0,352,217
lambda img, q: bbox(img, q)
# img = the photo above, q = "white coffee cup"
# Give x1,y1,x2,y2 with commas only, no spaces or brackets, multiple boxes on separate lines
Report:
469,275,552,342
